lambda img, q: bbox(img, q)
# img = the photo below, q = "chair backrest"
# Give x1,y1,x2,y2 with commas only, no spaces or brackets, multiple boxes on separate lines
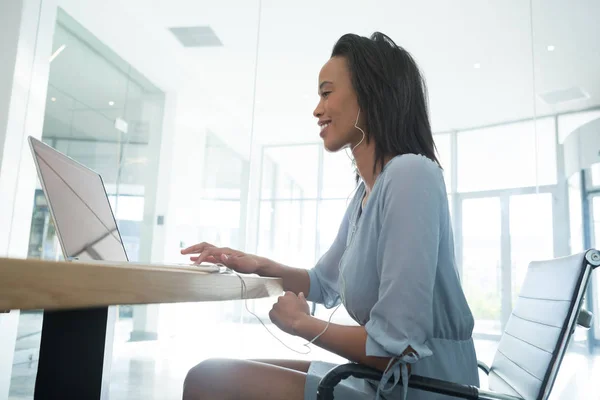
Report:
488,249,600,400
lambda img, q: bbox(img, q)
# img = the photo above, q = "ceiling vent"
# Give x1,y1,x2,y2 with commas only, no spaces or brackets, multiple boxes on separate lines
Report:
538,86,589,105
168,26,223,48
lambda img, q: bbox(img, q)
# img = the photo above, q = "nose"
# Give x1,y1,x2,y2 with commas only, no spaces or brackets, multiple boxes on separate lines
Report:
313,98,324,118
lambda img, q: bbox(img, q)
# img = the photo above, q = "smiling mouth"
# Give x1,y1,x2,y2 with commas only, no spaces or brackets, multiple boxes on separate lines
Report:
319,120,331,135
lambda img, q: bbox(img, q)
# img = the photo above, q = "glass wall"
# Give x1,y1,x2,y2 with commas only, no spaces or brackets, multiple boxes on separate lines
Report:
5,0,600,399
10,7,166,398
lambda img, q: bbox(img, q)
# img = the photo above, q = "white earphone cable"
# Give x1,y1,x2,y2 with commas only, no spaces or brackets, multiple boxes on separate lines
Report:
344,108,366,163
220,264,341,355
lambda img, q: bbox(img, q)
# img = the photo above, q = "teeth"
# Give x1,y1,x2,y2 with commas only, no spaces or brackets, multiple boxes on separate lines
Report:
321,123,330,131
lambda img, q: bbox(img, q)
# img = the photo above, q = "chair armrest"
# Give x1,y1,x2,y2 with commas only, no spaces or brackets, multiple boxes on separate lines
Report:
316,363,383,400
477,360,491,375
317,362,482,400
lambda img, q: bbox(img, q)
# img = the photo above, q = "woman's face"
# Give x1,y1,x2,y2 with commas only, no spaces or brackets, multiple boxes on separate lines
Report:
313,56,362,152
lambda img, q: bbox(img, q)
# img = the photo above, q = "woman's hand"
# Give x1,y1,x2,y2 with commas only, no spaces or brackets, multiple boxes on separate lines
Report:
269,291,311,336
180,242,266,275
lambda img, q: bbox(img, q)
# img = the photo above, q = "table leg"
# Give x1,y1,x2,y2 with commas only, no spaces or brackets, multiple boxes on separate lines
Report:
34,307,116,400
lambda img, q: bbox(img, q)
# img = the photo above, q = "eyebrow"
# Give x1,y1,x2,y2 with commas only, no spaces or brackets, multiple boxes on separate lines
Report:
319,81,333,91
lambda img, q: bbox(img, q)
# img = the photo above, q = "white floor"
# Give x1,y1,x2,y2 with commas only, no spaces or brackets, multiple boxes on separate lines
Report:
8,305,600,399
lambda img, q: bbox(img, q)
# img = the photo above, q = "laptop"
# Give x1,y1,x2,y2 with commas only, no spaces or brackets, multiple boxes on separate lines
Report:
28,136,220,272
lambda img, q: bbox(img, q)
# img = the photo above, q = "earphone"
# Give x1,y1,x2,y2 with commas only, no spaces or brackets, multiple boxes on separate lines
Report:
344,108,366,163
351,108,366,152
222,264,342,354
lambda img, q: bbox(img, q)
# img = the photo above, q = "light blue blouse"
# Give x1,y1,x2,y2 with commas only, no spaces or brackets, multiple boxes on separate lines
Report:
306,154,479,399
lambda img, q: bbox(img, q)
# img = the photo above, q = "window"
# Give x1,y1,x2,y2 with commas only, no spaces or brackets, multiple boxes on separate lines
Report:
261,157,276,199
322,150,356,199
262,145,319,199
509,193,554,298
461,197,502,335
257,200,317,268
258,145,320,266
457,118,556,192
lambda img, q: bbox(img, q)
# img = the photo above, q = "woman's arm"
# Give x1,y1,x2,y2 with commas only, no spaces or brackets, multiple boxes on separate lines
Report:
293,315,393,372
269,292,416,373
257,260,311,295
181,243,311,295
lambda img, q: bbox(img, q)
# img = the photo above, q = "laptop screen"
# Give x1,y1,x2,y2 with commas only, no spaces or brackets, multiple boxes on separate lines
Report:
28,137,129,262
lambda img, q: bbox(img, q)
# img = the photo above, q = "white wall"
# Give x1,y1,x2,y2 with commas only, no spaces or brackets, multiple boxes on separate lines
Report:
0,0,57,398
0,2,26,258
564,118,600,178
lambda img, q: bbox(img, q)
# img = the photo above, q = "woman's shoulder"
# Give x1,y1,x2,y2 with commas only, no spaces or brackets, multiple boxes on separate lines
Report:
372,153,449,225
380,153,444,189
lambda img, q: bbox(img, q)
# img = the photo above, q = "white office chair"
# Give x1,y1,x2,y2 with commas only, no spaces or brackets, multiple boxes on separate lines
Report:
317,249,600,400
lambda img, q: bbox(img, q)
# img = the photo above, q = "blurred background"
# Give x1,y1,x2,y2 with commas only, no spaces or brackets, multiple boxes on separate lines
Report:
2,0,599,399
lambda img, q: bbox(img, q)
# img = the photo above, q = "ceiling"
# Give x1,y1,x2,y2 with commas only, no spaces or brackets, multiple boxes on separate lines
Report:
45,0,600,150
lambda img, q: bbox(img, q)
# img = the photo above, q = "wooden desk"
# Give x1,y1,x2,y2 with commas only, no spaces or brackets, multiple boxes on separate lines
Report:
0,257,283,310
0,257,283,399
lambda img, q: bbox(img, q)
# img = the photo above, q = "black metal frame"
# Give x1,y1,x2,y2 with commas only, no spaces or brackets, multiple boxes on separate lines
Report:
34,307,116,400
316,362,523,400
316,250,600,400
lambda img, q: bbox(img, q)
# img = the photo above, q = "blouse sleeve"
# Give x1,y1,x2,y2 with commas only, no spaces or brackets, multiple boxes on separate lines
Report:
365,155,444,362
306,199,353,308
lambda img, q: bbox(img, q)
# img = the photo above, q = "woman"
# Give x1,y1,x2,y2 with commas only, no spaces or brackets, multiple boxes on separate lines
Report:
181,32,479,400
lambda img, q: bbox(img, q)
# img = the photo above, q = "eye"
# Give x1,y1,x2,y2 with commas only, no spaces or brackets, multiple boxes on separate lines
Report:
321,91,331,99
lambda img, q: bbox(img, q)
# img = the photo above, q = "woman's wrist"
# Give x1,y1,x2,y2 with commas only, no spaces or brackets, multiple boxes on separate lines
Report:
255,258,311,295
255,257,281,277
292,313,323,339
